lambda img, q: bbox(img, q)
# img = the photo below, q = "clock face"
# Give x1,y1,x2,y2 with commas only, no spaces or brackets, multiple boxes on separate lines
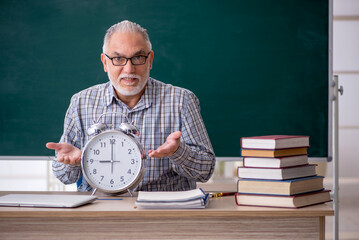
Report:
81,130,144,193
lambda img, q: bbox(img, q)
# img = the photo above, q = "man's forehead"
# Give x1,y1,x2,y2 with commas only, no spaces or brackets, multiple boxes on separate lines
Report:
106,32,149,56
108,32,148,49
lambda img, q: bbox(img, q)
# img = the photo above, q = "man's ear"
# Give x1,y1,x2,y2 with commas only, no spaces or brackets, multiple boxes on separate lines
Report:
101,53,108,72
149,51,154,70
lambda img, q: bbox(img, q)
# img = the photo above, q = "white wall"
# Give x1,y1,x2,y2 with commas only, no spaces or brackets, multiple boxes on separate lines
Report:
329,0,359,178
0,160,76,191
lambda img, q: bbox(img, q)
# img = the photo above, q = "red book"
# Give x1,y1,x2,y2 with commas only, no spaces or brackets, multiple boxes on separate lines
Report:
241,135,310,150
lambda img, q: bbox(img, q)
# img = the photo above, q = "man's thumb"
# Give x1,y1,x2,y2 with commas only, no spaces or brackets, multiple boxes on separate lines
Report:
46,142,60,150
170,131,182,139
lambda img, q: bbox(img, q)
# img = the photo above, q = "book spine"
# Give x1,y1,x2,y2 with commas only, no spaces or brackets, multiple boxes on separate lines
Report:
234,192,240,206
241,146,309,150
238,164,311,170
235,201,332,209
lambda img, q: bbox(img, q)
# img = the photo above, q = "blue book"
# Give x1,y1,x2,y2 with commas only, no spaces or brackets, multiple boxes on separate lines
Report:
235,189,331,208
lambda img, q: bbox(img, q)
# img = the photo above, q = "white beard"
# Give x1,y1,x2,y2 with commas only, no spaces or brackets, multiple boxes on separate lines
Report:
107,66,150,97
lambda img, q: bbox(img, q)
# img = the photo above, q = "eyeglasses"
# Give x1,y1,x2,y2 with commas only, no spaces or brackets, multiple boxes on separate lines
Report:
104,52,151,66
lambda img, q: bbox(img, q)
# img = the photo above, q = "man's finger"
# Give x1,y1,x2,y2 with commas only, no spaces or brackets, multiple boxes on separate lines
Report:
148,144,173,158
46,142,61,150
148,149,159,157
56,155,64,162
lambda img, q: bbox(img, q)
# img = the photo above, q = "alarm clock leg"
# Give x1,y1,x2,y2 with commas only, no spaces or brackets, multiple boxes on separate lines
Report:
91,188,97,196
127,189,133,197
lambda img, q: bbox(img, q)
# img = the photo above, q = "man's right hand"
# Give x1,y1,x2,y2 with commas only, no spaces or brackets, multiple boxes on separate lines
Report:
46,142,82,165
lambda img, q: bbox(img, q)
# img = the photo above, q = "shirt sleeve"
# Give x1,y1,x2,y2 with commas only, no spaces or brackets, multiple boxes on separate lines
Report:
52,94,83,185
169,91,216,182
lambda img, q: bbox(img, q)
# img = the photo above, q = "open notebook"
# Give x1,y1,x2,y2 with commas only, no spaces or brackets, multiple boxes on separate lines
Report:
0,194,98,208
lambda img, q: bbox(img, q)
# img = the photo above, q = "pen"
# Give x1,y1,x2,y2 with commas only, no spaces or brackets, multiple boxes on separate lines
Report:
209,192,236,198
98,198,123,200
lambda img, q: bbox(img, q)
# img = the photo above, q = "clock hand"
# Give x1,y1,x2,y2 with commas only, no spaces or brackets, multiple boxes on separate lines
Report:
99,160,121,163
111,141,114,174
99,160,111,163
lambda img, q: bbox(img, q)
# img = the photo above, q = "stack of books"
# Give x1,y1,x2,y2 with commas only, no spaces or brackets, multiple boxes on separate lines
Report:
135,188,209,209
235,135,331,208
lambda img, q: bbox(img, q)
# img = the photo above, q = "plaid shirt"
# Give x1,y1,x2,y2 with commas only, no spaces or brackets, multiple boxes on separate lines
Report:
52,78,215,192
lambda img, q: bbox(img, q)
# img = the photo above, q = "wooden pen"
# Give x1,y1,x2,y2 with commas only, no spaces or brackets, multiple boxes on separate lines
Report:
210,192,236,198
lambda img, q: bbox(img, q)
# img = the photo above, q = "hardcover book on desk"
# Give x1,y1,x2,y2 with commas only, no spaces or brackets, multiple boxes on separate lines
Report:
237,164,317,180
237,176,324,195
236,135,331,208
235,190,331,208
241,135,309,158
243,155,308,168
241,147,308,158
240,135,310,150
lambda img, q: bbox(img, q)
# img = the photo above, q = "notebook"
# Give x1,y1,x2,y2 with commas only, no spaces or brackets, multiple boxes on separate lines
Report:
136,188,209,209
0,194,98,208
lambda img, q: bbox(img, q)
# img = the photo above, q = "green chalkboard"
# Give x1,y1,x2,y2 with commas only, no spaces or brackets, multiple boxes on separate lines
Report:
0,0,328,157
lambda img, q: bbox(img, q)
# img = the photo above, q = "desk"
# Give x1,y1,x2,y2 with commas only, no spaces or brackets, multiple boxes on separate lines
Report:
0,191,333,240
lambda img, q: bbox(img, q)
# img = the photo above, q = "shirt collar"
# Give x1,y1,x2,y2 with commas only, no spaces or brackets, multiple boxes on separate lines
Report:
105,82,117,107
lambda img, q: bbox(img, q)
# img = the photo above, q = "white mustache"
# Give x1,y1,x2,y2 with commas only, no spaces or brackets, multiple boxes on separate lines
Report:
118,74,141,86
119,74,140,80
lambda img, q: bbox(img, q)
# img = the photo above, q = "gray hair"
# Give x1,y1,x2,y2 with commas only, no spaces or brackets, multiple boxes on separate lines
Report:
102,20,152,53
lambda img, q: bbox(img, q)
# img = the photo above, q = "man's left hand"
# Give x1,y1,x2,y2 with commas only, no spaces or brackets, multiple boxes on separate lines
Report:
148,131,182,158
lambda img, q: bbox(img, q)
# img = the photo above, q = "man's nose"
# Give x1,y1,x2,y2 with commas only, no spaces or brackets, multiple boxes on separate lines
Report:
123,60,135,73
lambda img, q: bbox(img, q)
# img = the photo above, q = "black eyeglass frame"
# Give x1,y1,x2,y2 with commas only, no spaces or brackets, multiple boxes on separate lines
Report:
104,52,151,66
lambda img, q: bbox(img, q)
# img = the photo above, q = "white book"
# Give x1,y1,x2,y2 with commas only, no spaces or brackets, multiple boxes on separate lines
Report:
237,164,317,180
241,135,309,149
243,155,308,168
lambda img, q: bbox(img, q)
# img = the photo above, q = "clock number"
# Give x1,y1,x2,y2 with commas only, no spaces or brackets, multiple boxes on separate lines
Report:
120,176,124,182
100,142,106,148
93,169,97,174
110,139,116,144
90,159,94,164
128,149,132,154
127,169,131,174
131,159,135,164
93,149,100,155
110,179,114,184
100,176,104,181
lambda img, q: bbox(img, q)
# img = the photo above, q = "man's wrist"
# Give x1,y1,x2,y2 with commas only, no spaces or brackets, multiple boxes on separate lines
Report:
169,141,189,164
